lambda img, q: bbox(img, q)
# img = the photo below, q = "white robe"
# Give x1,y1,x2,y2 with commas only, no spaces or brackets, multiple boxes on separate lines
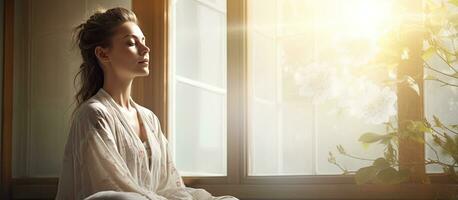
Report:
56,88,237,200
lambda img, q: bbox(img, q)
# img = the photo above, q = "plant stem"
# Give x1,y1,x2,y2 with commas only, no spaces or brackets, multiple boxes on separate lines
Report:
424,62,457,78
427,78,458,87
443,124,458,135
433,42,458,73
426,160,458,168
429,128,457,156
341,153,375,161
431,126,448,139
426,141,441,162
331,161,348,173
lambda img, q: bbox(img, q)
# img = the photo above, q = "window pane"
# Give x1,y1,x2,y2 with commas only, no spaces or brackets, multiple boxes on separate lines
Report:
425,57,458,173
174,82,227,175
424,0,458,173
248,0,396,175
174,0,227,88
170,0,227,176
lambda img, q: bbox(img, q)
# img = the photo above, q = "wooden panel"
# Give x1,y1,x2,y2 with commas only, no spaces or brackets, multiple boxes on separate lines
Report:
131,0,169,136
1,0,14,199
396,0,426,183
227,0,247,185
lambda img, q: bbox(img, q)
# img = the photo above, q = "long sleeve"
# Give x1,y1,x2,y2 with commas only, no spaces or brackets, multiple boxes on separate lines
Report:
57,89,238,200
56,105,168,200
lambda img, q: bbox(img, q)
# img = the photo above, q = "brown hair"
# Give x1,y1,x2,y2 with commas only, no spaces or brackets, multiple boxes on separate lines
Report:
73,7,137,108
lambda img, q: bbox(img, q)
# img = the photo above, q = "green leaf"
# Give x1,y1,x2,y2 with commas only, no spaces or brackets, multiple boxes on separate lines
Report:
445,51,456,62
422,47,436,61
432,134,443,145
359,132,385,143
433,115,445,128
375,167,398,184
424,74,438,80
402,132,425,143
450,13,458,26
376,167,409,184
449,0,458,7
399,129,425,143
442,134,456,157
385,143,396,164
443,166,457,181
453,72,458,78
405,76,420,95
355,166,378,184
407,120,432,133
337,145,346,154
373,158,390,169
451,124,458,130
328,152,336,164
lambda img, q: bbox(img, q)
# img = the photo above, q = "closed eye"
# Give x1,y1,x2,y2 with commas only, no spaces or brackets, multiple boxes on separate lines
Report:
123,34,146,46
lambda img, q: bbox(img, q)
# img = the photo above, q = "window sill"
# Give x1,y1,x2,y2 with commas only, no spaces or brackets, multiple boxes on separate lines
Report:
10,177,458,200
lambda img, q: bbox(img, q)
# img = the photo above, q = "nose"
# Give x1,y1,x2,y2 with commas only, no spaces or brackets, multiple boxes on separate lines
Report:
140,43,150,55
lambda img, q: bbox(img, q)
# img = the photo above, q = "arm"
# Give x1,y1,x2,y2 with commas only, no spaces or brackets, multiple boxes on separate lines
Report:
69,105,168,200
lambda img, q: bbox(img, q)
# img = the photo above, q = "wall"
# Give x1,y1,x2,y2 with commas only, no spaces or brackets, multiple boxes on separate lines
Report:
12,0,132,178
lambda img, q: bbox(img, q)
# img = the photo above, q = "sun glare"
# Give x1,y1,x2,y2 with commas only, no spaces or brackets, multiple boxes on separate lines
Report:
270,0,401,123
333,0,395,39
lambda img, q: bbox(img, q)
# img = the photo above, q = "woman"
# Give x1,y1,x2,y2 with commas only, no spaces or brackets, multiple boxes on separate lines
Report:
56,7,237,200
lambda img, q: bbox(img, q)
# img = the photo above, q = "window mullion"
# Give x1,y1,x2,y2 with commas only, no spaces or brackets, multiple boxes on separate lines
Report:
227,0,247,184
396,0,426,183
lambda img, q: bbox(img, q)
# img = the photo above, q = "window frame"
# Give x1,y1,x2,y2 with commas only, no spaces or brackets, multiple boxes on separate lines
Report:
1,0,14,199
167,0,456,199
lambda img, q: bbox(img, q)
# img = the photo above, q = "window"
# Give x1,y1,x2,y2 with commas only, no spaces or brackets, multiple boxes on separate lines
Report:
169,0,228,176
168,0,452,198
171,0,403,177
247,0,395,176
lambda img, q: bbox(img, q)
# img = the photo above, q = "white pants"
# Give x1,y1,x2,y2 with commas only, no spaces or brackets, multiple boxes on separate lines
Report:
84,191,149,200
84,188,239,200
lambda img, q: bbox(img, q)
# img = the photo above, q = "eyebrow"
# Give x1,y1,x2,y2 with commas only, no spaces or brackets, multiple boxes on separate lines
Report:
122,34,145,41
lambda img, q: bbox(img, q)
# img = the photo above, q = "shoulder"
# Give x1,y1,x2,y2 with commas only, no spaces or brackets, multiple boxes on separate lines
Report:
69,99,115,140
73,98,112,123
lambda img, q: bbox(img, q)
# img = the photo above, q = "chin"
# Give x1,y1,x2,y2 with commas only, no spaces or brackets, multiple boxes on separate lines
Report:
132,69,149,78
138,70,149,77
143,68,150,75
131,64,150,77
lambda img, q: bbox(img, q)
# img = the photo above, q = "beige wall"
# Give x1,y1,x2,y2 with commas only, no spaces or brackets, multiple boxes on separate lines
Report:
12,0,132,178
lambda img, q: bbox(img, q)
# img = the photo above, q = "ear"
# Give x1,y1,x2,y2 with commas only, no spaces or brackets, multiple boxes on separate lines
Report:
95,46,110,64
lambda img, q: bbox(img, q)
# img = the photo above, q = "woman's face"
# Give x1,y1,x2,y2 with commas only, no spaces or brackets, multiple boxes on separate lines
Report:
97,21,150,80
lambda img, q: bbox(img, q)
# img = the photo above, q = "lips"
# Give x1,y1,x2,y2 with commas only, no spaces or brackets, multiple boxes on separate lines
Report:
138,58,149,64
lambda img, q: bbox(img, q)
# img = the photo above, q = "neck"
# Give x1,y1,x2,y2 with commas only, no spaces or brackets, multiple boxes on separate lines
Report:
102,73,133,109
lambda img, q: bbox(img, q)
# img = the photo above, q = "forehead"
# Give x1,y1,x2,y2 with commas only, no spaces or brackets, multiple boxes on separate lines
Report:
114,21,145,40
